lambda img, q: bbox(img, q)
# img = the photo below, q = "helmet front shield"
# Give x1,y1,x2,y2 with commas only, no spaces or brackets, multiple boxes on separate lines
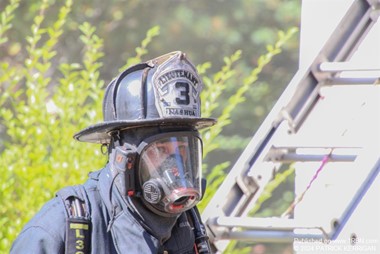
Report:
74,51,216,144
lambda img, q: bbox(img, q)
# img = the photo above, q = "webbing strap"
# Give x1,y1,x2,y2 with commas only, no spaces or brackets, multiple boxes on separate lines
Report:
57,185,92,254
187,207,212,254
66,218,91,254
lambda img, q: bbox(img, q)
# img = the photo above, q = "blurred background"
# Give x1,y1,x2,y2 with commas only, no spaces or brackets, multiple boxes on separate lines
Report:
1,0,300,164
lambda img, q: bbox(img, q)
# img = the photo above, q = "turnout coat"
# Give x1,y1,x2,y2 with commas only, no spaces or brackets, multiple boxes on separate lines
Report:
11,166,196,254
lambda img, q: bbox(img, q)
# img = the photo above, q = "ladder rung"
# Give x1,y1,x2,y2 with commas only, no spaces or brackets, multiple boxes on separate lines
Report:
277,153,356,162
211,216,326,232
327,77,379,85
265,146,361,162
319,62,380,72
220,230,324,243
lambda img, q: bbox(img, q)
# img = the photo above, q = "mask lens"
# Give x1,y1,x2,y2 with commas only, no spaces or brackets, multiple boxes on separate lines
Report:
139,132,202,214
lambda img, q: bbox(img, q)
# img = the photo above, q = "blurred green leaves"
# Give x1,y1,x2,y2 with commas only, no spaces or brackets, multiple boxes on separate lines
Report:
199,27,298,212
0,0,19,45
0,1,105,249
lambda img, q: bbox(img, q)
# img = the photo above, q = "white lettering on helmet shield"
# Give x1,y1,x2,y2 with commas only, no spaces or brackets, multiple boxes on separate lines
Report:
152,53,202,118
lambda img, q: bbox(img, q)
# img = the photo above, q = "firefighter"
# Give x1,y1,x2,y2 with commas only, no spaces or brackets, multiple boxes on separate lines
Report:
11,51,216,254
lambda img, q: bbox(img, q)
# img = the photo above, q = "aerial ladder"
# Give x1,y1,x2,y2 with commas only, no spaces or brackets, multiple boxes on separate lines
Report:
202,0,380,252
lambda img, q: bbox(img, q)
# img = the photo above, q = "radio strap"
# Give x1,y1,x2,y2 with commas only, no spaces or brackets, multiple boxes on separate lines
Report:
57,185,92,254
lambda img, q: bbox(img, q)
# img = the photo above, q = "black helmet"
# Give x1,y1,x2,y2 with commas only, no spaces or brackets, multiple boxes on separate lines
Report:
74,51,216,143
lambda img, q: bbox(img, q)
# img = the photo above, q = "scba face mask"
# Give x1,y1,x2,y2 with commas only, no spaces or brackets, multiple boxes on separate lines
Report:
138,131,203,216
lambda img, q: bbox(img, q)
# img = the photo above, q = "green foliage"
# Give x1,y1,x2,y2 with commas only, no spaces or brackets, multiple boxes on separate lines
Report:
0,1,107,250
221,166,295,254
198,27,298,212
0,0,109,250
118,25,160,71
249,166,295,216
200,28,298,158
225,242,253,254
0,0,20,45
0,0,298,253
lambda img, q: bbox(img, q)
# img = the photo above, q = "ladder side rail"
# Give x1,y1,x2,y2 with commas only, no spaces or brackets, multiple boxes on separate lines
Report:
330,157,380,240
318,0,375,63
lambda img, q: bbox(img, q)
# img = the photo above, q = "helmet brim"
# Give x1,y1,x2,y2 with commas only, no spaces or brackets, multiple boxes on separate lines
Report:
73,118,217,144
